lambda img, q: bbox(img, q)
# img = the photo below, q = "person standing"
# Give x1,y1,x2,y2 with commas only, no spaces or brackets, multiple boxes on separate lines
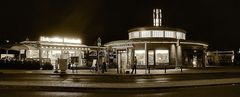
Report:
131,56,137,74
101,62,107,73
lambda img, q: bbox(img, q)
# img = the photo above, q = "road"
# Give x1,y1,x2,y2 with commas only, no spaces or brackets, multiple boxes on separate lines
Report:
0,72,240,97
0,85,239,97
1,72,240,83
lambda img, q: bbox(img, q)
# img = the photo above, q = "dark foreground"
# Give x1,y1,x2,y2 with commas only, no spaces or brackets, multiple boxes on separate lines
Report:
0,85,239,97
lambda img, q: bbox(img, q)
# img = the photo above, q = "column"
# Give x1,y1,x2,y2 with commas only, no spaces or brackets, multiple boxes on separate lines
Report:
170,44,176,66
144,42,149,73
79,48,82,67
176,45,182,67
203,49,207,67
38,45,43,66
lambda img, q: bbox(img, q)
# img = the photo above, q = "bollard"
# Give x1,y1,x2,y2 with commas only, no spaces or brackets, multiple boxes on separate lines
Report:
164,65,166,73
148,66,150,74
180,66,183,72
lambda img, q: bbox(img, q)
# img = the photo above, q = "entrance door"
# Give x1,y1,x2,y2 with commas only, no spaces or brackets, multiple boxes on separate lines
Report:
117,50,127,74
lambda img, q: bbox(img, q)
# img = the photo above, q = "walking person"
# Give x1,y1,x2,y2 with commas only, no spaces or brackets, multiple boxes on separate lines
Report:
131,56,137,74
101,62,107,73
103,62,107,72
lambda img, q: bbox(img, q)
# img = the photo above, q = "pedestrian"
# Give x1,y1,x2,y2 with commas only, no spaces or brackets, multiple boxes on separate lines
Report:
103,62,107,72
101,62,107,73
131,56,137,74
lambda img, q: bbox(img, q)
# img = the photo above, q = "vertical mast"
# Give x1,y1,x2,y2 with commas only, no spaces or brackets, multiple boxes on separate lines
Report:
153,9,162,27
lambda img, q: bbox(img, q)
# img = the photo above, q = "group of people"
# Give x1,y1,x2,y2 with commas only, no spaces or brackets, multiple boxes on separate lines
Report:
66,56,138,74
93,62,107,73
94,57,137,74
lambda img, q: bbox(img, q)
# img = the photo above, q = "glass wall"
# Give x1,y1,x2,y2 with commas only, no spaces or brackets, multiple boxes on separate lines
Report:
135,50,145,65
165,31,175,38
155,50,169,65
152,30,164,37
134,49,169,66
148,50,154,65
141,31,151,37
129,30,185,40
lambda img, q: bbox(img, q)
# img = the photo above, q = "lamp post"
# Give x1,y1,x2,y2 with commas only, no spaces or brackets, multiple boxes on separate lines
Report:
97,37,101,74
6,40,9,54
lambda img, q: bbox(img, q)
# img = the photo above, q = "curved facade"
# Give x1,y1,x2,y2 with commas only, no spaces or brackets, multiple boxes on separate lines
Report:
128,27,186,40
104,10,208,73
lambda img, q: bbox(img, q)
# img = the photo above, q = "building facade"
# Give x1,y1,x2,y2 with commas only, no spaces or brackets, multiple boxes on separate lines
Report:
104,9,208,73
20,36,89,67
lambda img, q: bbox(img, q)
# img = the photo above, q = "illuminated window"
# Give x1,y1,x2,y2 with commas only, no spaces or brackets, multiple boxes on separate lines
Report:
176,32,183,39
26,50,39,58
152,30,164,37
131,31,140,38
148,50,154,65
135,50,145,65
176,32,186,40
165,31,175,38
141,31,151,37
155,50,169,65
183,33,186,40
129,33,132,39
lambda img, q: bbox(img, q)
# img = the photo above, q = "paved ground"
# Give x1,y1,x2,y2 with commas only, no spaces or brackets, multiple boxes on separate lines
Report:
1,67,240,75
0,67,240,91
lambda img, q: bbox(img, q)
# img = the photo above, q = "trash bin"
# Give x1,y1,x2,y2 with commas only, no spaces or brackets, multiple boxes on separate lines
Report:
58,59,68,73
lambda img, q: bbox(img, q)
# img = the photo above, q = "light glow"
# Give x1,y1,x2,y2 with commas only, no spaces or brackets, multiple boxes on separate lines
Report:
40,36,81,44
64,38,81,44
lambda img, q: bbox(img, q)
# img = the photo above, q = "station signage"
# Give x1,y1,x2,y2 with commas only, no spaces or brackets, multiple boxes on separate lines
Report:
40,36,81,44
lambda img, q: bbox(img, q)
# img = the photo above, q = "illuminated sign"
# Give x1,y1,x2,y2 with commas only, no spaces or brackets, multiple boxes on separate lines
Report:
40,36,81,44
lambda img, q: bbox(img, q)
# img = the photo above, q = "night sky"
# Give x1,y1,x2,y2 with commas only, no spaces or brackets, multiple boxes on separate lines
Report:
0,0,240,50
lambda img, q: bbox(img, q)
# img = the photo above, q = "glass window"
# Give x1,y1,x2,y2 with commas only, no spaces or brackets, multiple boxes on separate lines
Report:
165,31,176,38
152,30,164,37
176,32,183,39
183,33,186,40
155,50,169,65
176,32,186,40
129,33,132,39
131,31,139,38
26,50,39,58
135,50,145,65
148,50,154,65
141,31,151,37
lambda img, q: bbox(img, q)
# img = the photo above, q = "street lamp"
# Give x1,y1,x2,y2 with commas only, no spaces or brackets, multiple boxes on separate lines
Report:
6,40,9,54
97,37,101,73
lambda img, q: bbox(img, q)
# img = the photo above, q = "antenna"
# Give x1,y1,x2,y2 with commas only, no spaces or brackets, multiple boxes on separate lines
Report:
153,9,162,27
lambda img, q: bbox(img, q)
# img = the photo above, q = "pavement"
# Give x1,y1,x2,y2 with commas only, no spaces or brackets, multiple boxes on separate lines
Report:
0,67,240,91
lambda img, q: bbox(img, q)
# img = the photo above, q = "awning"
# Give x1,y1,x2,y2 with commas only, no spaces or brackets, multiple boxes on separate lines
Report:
9,44,37,51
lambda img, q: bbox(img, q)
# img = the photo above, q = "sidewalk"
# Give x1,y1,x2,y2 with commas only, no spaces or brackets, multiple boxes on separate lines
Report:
0,67,240,91
1,67,240,75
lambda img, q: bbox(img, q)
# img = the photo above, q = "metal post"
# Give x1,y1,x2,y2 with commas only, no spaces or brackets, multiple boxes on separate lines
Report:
164,65,166,73
181,65,183,72
97,37,101,74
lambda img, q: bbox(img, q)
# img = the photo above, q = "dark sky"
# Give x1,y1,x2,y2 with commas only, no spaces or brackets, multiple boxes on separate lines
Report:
0,0,240,50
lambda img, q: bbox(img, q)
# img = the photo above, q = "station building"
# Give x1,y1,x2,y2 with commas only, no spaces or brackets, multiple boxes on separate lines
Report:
104,9,208,73
19,36,89,67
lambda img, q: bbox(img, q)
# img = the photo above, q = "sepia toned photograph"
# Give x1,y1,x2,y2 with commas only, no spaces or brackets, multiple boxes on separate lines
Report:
0,0,240,97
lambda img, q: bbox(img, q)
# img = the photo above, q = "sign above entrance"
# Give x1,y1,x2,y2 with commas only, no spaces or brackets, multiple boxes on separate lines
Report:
40,36,81,44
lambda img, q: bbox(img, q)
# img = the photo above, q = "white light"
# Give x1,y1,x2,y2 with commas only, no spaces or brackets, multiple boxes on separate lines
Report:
156,50,168,54
40,36,81,44
40,36,63,42
135,50,145,54
64,38,81,44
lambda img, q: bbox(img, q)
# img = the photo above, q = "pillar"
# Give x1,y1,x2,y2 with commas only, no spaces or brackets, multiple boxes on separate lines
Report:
176,45,182,67
170,44,176,66
144,42,149,73
79,48,83,67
